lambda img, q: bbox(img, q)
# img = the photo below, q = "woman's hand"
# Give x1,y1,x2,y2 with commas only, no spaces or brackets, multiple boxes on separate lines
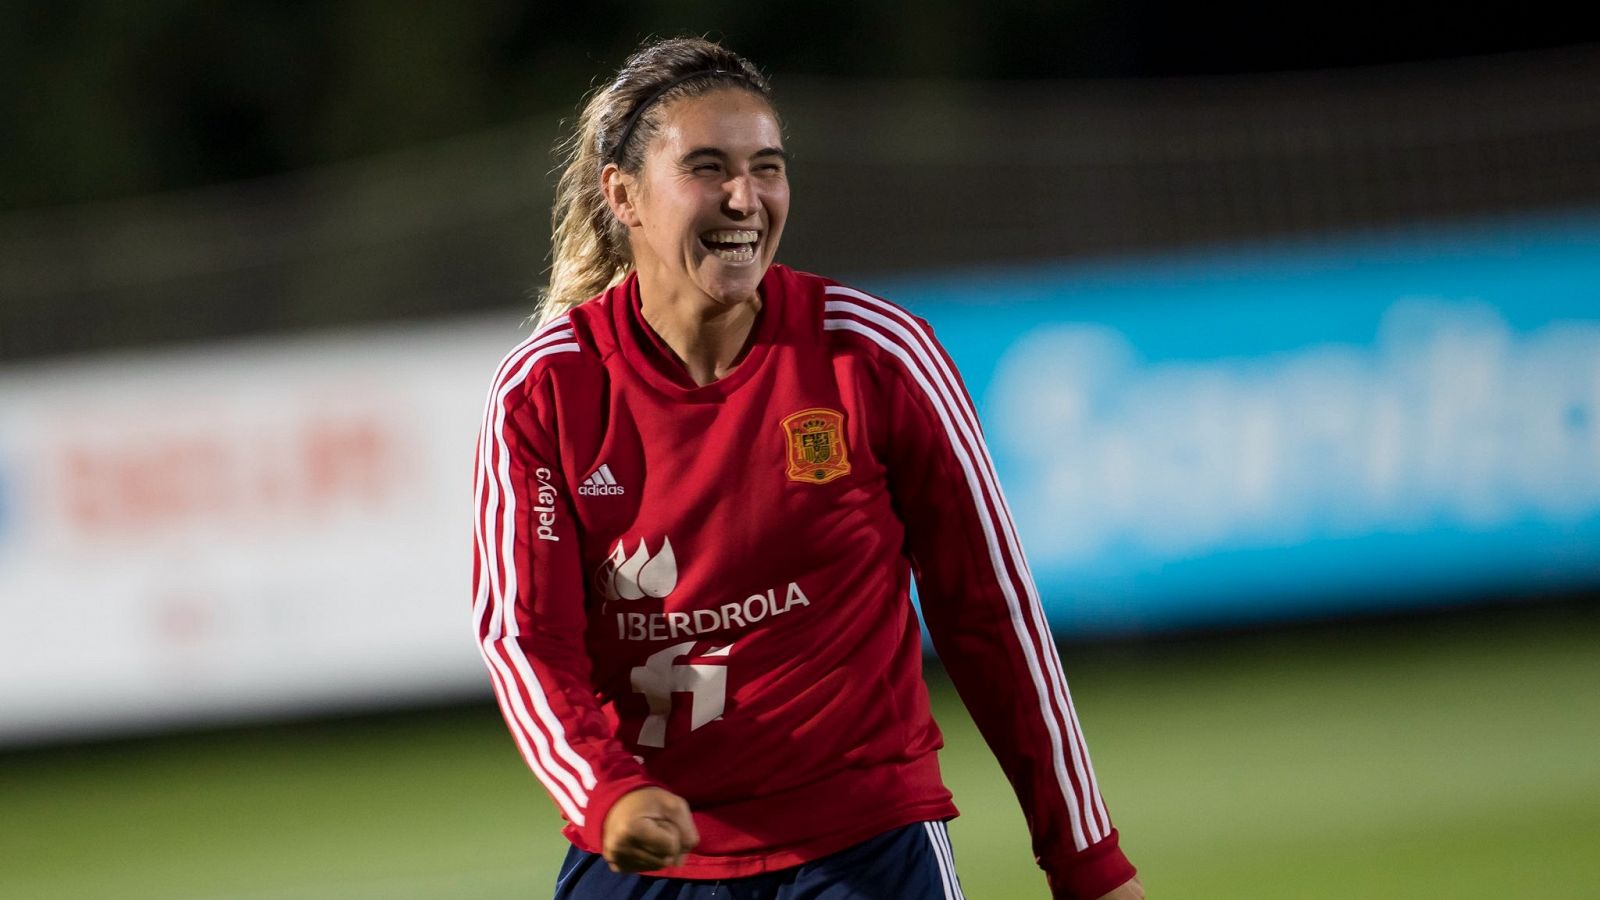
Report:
600,787,700,873
1095,876,1145,899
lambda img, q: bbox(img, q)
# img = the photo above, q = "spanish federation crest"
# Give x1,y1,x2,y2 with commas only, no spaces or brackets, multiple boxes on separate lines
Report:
780,407,852,484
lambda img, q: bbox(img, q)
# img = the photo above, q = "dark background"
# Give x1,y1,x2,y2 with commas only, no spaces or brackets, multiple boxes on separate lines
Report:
5,0,1597,209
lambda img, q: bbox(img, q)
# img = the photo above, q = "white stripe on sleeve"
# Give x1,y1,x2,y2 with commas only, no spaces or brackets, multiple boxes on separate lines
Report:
471,317,598,823
830,288,1113,836
826,291,1106,848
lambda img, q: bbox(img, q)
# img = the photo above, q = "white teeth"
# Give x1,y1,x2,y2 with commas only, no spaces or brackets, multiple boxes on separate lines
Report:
702,229,758,244
700,228,759,263
709,245,756,262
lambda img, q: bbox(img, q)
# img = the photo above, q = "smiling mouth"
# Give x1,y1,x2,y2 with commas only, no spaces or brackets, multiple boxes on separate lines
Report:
700,229,759,263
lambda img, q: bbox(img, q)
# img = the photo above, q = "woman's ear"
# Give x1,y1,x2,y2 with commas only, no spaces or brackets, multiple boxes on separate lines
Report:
601,163,642,228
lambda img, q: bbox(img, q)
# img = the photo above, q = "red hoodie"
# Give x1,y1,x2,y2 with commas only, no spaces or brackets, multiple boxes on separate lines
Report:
472,264,1135,898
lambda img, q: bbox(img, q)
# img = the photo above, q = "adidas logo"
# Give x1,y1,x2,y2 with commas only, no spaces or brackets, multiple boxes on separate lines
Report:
578,464,626,496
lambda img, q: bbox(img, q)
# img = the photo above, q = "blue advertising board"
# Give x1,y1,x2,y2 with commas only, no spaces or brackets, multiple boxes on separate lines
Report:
864,211,1600,635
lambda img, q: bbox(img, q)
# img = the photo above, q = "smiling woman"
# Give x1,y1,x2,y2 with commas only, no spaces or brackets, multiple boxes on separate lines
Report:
472,36,1143,900
537,42,792,387
540,41,781,322
599,87,789,384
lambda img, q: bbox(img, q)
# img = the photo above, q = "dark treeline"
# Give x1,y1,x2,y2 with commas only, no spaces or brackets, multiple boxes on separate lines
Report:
2,0,1594,210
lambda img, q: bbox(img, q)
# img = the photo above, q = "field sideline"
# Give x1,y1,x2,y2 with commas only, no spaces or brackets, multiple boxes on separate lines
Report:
4,607,1597,899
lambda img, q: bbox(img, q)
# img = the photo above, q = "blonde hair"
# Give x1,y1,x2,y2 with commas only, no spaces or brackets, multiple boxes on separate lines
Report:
536,37,774,324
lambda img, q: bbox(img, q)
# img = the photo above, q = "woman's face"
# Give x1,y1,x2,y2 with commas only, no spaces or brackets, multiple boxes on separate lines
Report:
609,88,789,308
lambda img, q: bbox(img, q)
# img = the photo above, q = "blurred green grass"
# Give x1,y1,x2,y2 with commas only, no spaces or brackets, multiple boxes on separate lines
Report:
4,608,1598,899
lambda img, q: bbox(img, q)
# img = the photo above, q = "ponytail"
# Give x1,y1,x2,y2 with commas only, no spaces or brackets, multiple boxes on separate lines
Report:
536,37,774,323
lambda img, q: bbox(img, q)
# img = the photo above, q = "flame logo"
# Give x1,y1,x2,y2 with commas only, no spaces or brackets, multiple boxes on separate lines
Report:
597,537,678,601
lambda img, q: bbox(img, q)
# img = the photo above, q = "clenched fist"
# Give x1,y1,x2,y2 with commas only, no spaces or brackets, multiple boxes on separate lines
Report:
601,787,701,873
1096,876,1145,899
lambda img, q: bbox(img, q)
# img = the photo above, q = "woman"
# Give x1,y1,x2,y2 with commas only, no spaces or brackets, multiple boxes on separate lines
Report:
473,36,1143,900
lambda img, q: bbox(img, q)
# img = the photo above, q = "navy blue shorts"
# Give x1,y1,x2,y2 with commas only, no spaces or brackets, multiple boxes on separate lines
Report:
552,821,966,900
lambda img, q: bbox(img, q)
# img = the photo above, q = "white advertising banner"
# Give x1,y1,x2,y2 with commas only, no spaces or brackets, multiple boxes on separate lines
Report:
0,317,529,743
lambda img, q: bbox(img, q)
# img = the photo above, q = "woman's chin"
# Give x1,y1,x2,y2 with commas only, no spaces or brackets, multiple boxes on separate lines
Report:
695,265,767,307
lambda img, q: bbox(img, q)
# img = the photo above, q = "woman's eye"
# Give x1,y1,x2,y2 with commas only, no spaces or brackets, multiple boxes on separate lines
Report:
693,164,721,174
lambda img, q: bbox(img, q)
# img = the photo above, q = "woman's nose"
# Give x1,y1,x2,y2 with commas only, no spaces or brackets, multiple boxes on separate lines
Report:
724,175,760,217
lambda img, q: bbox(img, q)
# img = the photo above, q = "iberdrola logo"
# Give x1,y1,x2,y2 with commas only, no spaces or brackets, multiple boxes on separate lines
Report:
596,537,678,602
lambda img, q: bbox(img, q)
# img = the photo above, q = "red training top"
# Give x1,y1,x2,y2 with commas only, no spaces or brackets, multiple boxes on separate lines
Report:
471,265,1135,898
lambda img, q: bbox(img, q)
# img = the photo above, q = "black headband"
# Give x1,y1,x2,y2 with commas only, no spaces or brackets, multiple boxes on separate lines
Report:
604,68,756,164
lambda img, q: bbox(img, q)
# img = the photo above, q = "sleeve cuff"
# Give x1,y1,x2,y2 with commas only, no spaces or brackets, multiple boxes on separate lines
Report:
1041,828,1138,900
574,774,664,852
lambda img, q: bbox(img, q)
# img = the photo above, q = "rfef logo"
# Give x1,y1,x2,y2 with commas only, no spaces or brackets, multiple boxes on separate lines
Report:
780,407,851,484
